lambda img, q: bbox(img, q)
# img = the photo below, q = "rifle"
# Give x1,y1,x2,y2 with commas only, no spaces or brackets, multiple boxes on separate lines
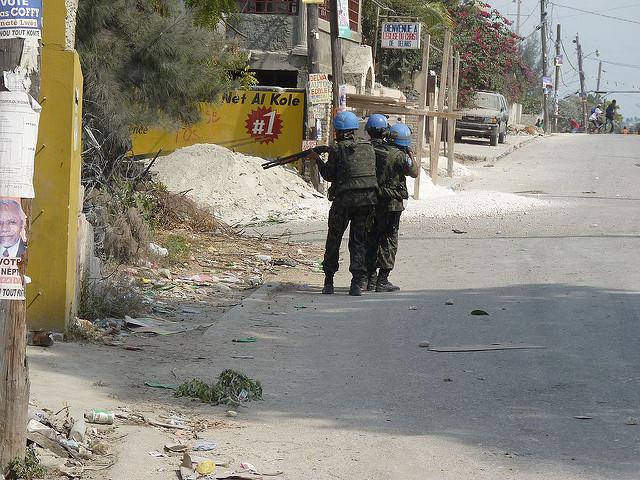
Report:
261,145,331,170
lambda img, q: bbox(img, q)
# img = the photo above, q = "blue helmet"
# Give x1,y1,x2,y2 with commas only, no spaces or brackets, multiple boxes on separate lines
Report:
365,114,388,131
389,123,412,147
333,111,360,131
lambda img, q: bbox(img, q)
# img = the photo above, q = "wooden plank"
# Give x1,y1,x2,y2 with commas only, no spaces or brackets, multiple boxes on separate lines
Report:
346,93,405,105
426,344,546,352
429,31,451,185
446,51,455,177
414,34,431,201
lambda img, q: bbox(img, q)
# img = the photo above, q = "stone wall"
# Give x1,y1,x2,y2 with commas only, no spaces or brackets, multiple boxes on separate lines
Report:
233,14,295,52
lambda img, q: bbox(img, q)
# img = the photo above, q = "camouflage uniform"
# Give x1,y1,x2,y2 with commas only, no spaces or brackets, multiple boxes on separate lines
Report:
366,138,419,275
319,133,378,281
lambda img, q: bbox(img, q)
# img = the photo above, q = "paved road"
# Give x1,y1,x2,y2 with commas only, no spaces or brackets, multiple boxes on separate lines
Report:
206,134,640,479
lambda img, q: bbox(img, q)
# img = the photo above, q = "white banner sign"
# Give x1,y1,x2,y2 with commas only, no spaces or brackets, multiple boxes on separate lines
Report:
0,91,41,198
381,22,421,49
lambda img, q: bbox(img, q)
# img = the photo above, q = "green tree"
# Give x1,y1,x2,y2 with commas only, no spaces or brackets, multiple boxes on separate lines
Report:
448,1,532,105
77,0,247,166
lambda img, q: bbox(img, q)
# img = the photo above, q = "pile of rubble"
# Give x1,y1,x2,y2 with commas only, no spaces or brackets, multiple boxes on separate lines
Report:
152,144,329,226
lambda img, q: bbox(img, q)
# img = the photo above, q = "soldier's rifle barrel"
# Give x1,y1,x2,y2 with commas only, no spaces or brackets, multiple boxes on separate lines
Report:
261,147,326,170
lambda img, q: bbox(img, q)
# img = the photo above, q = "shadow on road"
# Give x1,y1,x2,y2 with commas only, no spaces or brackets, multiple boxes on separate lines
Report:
28,281,640,478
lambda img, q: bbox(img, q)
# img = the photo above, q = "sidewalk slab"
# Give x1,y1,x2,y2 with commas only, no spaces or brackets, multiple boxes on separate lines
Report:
452,135,540,164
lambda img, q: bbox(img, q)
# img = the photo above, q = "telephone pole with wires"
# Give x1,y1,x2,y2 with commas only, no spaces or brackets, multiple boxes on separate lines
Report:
553,23,561,133
515,0,522,36
540,0,549,133
574,33,588,130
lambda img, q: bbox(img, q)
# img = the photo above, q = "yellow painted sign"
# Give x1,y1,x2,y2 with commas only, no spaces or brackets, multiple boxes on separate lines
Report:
131,89,305,158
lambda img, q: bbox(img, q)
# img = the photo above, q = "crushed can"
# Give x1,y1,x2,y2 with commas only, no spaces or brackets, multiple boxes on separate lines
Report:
84,409,114,425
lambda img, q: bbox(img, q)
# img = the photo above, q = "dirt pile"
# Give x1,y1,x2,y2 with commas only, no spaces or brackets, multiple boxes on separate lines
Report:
152,144,329,225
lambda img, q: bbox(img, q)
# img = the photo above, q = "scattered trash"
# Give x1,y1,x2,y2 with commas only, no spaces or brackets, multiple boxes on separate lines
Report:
149,242,169,257
181,307,202,314
126,316,213,335
226,410,238,418
232,337,257,343
193,441,217,451
445,299,454,305
148,450,168,458
418,341,431,348
27,330,55,347
573,416,593,420
452,229,467,234
145,382,179,390
84,409,114,425
273,258,297,267
625,417,638,426
69,419,86,443
408,306,418,311
175,369,263,406
426,344,546,352
240,462,257,473
470,309,489,316
255,254,272,263
165,444,189,453
158,268,172,279
196,460,216,475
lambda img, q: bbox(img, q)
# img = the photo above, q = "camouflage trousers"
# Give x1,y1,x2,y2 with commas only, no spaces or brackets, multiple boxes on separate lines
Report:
365,209,402,273
323,203,375,279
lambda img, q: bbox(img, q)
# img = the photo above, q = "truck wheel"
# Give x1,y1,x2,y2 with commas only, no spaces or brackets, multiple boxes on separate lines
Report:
490,131,498,146
455,133,462,143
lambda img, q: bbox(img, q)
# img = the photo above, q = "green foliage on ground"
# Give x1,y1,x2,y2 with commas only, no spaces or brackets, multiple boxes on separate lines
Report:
8,448,47,480
176,369,263,406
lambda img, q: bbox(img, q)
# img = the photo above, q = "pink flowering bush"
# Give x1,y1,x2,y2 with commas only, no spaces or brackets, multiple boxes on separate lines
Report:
449,1,533,105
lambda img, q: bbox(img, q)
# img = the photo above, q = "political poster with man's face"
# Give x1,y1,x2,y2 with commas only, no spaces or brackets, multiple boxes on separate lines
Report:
0,197,26,300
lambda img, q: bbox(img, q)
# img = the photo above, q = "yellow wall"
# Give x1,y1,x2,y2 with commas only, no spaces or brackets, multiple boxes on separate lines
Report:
26,2,83,331
132,90,306,159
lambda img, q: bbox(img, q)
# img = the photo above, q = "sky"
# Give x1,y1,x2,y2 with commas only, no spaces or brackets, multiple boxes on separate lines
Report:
487,0,640,120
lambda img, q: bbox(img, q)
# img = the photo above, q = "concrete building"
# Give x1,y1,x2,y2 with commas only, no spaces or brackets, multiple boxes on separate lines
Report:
227,0,374,93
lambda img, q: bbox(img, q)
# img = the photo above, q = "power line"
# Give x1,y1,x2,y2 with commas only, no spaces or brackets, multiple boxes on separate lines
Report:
589,59,640,70
557,3,640,20
549,2,640,25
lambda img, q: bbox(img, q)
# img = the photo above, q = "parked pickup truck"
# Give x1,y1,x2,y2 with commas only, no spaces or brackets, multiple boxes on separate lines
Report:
455,91,509,146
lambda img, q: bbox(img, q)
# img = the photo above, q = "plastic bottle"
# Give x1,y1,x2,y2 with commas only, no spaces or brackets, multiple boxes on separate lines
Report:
84,409,114,425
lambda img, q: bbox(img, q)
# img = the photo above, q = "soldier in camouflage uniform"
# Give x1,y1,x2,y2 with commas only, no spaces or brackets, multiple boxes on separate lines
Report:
365,119,419,292
315,111,378,296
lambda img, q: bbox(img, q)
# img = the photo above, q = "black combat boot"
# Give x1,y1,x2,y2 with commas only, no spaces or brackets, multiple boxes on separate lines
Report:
322,274,334,294
366,271,378,291
349,277,363,296
375,269,400,292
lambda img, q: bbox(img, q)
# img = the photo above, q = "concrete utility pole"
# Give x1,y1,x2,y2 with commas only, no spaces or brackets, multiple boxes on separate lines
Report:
596,60,603,96
575,33,588,130
0,30,40,473
554,23,561,133
307,4,320,74
329,0,344,111
540,0,549,133
372,5,381,76
515,0,522,37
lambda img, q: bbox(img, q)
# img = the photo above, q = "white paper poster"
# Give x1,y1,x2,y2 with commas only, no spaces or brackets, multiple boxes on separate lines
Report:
0,91,41,198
